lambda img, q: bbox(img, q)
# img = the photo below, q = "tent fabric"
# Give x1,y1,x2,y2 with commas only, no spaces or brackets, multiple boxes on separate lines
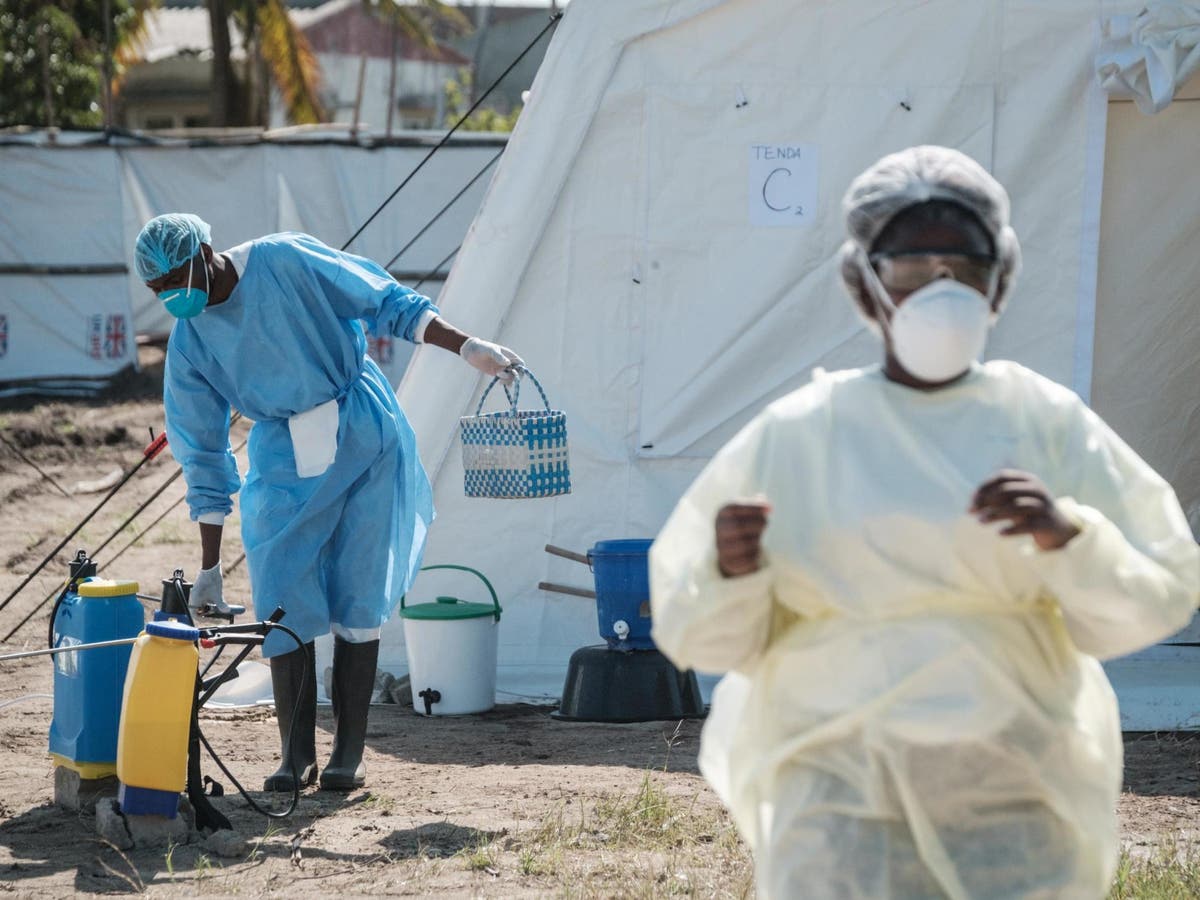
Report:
394,0,1117,702
1097,2,1200,113
1091,86,1200,538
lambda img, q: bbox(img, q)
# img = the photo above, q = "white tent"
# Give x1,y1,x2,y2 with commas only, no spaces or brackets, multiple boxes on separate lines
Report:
375,0,1200,725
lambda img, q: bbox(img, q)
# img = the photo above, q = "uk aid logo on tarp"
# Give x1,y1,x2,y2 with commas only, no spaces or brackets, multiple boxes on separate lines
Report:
86,314,127,360
87,315,104,359
105,315,127,359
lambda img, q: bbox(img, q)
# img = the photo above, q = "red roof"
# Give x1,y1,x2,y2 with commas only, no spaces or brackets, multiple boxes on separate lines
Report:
301,3,471,64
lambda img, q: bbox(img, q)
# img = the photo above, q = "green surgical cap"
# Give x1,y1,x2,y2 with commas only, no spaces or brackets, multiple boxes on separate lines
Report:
134,213,212,282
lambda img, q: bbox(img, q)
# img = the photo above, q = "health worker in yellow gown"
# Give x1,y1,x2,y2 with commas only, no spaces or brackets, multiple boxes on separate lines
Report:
650,145,1200,900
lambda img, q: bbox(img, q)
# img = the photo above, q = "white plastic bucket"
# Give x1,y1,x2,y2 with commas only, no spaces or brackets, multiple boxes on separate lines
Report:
402,614,499,715
398,565,501,716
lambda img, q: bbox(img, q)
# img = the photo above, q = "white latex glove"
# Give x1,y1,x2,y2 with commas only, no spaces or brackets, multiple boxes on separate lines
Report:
460,337,524,385
189,562,233,615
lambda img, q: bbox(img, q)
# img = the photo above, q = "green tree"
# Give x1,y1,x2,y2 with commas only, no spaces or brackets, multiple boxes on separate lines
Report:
0,0,155,128
204,0,324,127
205,0,467,129
443,67,521,133
235,0,326,126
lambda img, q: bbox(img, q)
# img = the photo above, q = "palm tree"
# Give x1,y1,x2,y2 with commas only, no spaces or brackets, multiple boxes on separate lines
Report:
104,0,161,128
206,0,236,125
205,0,323,127
239,0,326,125
204,0,468,129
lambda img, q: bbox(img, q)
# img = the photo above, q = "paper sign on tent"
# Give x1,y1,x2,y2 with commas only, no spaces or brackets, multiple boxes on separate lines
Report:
748,143,819,228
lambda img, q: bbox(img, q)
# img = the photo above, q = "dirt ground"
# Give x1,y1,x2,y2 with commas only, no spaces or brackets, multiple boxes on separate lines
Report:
0,348,1198,897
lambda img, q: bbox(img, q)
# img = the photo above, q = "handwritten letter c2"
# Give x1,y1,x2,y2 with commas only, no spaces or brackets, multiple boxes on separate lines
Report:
762,167,793,212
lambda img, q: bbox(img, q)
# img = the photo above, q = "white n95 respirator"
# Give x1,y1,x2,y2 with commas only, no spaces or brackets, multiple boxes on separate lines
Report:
863,262,993,383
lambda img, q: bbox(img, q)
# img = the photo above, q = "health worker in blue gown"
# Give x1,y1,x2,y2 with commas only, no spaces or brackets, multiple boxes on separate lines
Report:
135,213,523,792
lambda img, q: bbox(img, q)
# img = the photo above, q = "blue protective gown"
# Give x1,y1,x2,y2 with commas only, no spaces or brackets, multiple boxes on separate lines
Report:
163,233,437,656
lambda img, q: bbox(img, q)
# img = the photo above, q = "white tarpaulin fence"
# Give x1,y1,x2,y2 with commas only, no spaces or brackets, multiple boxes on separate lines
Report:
0,148,133,395
0,137,504,393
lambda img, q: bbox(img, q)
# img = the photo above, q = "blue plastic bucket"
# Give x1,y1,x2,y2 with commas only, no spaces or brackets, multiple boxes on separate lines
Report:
589,539,655,650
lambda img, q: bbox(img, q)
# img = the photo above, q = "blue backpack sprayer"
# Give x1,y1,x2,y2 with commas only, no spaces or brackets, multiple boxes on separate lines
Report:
1,551,309,829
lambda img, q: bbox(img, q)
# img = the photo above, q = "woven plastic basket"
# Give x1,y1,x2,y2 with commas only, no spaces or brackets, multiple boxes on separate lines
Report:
459,366,570,499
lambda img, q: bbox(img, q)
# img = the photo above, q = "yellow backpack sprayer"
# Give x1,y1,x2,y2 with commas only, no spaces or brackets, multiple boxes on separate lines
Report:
0,553,307,831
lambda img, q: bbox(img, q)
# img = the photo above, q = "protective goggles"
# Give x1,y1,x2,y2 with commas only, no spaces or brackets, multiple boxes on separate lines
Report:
868,251,998,296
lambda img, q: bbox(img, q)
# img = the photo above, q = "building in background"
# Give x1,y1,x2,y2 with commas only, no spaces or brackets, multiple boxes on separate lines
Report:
116,0,558,134
445,3,562,115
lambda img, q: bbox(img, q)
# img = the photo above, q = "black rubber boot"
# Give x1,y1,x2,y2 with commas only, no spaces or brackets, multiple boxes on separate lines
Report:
319,637,379,791
263,642,318,792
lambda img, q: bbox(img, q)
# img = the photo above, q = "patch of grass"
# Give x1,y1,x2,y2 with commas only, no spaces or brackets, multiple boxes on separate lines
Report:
587,772,691,850
1109,839,1200,898
517,844,560,877
360,791,395,813
96,839,146,893
246,822,285,864
459,840,499,872
503,774,752,896
194,852,215,880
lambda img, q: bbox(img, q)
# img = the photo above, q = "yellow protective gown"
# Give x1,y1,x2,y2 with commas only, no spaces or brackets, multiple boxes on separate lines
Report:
650,360,1199,900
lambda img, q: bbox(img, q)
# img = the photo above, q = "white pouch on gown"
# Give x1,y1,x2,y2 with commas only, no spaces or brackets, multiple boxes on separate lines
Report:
288,397,339,478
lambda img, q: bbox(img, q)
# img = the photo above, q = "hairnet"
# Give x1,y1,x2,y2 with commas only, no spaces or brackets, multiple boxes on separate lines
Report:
837,146,1022,324
134,213,212,282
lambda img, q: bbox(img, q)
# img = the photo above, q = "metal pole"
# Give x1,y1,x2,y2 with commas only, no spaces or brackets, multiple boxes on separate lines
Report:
350,51,367,142
386,19,398,138
0,636,139,663
38,16,56,129
101,0,114,132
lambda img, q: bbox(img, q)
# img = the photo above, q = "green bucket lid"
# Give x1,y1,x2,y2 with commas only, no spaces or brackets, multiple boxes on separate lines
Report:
398,565,501,622
399,595,501,621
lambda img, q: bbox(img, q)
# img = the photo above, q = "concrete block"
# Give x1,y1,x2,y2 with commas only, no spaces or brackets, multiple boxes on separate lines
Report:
205,829,248,858
381,673,412,707
95,798,134,850
54,766,119,814
95,798,193,850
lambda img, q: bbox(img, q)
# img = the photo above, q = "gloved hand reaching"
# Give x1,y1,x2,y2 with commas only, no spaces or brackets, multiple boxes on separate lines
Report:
190,562,235,615
460,337,524,385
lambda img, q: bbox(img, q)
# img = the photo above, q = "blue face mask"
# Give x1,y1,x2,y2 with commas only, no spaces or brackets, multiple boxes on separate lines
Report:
158,253,210,319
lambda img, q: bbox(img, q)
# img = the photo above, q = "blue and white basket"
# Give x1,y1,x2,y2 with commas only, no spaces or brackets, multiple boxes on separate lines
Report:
460,366,570,499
